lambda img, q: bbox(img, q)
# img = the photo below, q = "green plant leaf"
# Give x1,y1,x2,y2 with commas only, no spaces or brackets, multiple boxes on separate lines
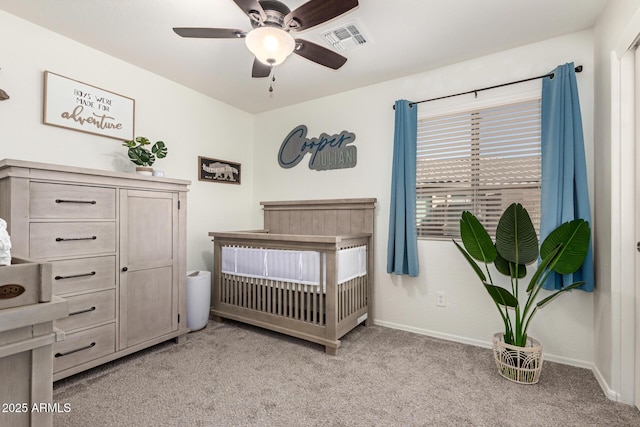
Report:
152,141,168,159
135,136,150,146
494,248,526,278
536,281,585,308
525,244,562,293
495,203,538,265
540,219,590,275
452,239,486,282
484,283,518,308
459,211,496,263
127,147,145,166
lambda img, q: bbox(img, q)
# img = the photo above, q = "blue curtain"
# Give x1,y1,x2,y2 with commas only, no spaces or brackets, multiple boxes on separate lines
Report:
540,63,594,291
387,100,419,276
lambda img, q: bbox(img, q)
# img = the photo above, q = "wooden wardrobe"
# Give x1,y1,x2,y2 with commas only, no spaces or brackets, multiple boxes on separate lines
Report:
0,159,190,381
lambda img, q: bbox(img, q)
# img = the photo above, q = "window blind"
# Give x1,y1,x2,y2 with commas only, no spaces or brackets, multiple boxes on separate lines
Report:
416,98,541,239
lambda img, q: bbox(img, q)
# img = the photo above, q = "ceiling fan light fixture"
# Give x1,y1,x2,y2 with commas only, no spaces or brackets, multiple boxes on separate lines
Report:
245,26,295,66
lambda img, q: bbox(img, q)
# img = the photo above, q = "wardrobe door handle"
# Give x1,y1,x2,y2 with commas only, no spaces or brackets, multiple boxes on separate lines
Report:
122,267,128,272
54,342,96,358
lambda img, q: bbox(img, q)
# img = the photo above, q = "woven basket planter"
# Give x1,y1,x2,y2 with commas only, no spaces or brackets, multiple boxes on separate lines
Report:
492,333,543,384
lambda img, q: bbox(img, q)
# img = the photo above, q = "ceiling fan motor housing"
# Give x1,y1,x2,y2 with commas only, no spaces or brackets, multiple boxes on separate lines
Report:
251,0,292,29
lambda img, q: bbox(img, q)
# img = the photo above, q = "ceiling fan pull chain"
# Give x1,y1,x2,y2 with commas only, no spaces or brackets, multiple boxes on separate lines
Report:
269,70,276,93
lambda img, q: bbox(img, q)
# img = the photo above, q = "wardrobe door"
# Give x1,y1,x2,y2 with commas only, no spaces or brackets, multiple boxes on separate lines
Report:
119,189,179,348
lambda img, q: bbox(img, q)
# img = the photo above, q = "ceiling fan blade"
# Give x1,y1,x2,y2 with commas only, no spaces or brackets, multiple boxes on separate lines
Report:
252,58,272,78
294,39,347,70
285,0,359,32
232,0,267,22
173,28,246,38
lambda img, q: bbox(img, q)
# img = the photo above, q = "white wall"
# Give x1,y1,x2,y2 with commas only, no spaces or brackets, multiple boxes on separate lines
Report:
0,11,255,274
254,30,596,366
593,0,640,404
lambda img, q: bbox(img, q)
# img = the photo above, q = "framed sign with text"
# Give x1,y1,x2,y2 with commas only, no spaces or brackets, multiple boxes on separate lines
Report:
198,156,241,184
43,71,135,140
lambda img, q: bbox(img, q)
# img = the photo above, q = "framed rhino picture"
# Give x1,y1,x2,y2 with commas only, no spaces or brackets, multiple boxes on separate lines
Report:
198,156,241,185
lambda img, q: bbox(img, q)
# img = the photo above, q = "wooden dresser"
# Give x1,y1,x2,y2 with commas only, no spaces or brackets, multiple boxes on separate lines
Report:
0,256,68,427
0,159,190,380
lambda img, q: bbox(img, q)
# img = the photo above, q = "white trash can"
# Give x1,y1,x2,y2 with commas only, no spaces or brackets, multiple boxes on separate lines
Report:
186,270,211,331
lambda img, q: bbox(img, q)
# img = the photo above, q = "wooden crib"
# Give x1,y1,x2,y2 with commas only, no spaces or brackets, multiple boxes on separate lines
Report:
209,198,376,355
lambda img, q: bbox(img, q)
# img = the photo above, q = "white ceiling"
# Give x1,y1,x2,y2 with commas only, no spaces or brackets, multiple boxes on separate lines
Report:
0,0,606,114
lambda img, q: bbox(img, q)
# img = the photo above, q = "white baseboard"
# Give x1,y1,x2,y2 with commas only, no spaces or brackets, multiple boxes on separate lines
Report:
373,319,493,350
373,319,618,401
591,363,622,402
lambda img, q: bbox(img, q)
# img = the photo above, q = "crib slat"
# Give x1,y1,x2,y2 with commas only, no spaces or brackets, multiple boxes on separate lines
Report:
344,282,349,318
338,283,342,321
221,274,226,303
224,274,229,304
242,280,246,308
252,278,256,310
294,283,299,320
312,287,317,323
319,286,324,326
252,279,255,309
306,285,311,322
350,280,354,314
346,282,349,319
235,277,239,306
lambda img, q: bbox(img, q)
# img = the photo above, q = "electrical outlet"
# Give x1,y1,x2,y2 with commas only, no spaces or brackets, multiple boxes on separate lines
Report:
436,291,447,307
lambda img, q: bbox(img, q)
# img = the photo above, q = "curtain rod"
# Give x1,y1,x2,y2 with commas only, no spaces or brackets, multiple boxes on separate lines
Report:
393,65,583,109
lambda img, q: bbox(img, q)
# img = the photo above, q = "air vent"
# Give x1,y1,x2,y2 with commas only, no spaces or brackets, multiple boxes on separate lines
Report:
321,21,368,52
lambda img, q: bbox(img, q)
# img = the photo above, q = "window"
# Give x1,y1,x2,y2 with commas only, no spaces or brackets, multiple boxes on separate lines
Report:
416,98,541,239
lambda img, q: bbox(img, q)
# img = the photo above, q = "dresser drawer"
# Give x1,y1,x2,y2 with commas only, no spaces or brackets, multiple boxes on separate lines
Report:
30,182,116,219
55,289,115,331
52,256,115,295
30,222,116,259
53,322,115,373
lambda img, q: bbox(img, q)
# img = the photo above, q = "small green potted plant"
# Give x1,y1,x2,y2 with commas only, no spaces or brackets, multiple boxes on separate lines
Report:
453,203,590,383
122,136,168,175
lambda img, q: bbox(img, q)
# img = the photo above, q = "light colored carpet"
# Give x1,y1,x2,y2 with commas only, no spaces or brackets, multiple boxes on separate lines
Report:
53,320,640,426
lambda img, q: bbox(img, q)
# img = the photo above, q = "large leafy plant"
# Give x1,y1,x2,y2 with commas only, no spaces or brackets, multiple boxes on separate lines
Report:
122,136,167,167
453,203,590,347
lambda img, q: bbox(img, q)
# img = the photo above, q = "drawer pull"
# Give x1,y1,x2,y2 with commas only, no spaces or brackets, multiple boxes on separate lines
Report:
69,306,97,316
55,236,97,242
55,271,96,280
55,342,96,358
55,199,97,205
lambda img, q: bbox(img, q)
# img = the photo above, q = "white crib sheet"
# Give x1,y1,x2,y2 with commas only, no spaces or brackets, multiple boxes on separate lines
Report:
221,245,367,286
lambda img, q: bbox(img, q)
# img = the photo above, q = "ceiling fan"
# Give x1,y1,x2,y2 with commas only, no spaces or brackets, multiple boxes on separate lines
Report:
173,0,359,78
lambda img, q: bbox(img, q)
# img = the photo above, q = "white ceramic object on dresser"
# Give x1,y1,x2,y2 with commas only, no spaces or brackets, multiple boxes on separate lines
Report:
0,159,190,381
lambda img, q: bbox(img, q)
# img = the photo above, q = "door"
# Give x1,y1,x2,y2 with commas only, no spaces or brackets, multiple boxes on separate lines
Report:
119,189,179,348
635,43,640,412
